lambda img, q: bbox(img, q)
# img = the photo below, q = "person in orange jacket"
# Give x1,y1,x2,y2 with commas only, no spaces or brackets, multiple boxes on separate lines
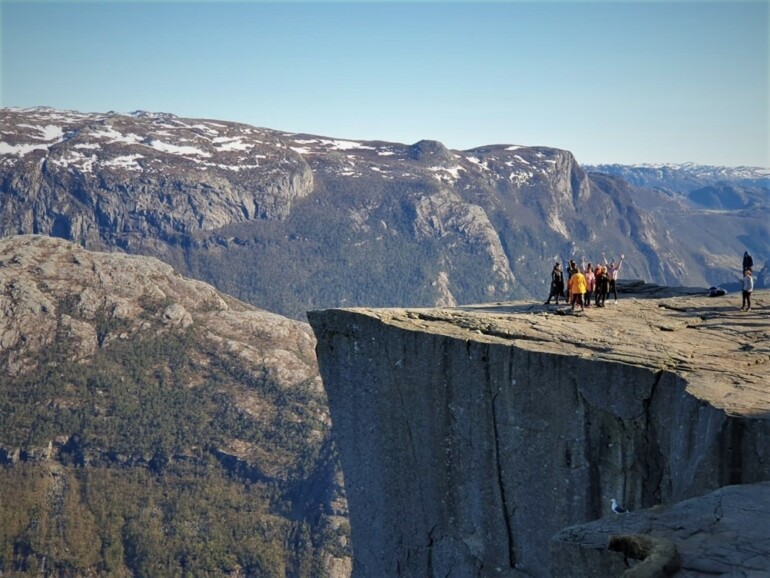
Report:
568,268,587,311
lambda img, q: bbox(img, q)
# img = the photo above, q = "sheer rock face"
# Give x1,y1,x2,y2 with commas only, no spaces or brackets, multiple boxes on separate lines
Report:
0,108,314,246
308,292,769,577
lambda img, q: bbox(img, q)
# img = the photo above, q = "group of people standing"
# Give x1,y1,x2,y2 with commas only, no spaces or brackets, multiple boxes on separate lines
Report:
545,253,625,311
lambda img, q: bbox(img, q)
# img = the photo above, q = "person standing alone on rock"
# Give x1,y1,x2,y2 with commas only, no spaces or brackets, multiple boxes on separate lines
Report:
545,262,565,305
741,269,753,311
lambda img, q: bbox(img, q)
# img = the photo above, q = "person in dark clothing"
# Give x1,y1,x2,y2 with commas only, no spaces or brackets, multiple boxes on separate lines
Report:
545,262,565,305
566,259,577,303
595,266,610,307
743,251,754,272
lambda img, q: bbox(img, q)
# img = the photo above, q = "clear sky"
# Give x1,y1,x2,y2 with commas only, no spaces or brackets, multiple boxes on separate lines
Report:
2,0,768,167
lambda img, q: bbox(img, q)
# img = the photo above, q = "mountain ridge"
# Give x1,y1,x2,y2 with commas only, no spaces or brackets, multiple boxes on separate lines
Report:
1,106,767,319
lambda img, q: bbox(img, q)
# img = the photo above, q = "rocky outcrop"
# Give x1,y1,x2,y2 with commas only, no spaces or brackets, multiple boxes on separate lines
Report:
308,290,769,577
0,235,350,577
552,482,770,576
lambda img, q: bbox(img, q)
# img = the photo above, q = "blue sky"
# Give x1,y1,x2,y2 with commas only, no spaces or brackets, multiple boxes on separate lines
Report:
2,0,768,167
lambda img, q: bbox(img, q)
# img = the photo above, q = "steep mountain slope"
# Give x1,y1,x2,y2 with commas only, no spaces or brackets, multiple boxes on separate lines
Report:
0,235,350,577
1,107,766,318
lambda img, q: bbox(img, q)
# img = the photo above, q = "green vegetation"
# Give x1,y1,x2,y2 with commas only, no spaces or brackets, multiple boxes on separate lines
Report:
183,178,450,319
0,463,289,577
0,301,346,576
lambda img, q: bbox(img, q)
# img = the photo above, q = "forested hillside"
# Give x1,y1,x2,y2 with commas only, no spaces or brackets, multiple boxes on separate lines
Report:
0,235,350,577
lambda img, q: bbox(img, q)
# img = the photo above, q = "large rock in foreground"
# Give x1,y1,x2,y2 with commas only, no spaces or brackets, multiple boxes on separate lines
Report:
551,481,770,577
308,290,769,577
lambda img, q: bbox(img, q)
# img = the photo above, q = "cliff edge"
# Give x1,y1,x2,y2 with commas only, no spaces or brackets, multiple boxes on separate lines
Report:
308,290,769,577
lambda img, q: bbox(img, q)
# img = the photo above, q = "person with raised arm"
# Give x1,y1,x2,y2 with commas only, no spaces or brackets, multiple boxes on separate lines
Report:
602,252,625,303
741,269,754,311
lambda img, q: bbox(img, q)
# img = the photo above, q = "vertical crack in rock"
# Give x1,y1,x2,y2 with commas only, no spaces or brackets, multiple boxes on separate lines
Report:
728,419,745,486
385,338,431,558
643,370,666,505
427,524,437,577
491,348,516,569
576,385,602,521
389,357,420,473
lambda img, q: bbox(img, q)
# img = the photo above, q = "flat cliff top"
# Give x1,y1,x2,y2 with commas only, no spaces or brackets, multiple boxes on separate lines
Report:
316,289,769,418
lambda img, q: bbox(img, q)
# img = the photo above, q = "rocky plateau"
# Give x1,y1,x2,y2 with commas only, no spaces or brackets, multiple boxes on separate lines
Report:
309,288,769,577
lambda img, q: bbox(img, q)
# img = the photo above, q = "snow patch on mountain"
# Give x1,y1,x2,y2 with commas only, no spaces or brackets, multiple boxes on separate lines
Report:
148,140,211,157
428,165,465,184
16,124,65,141
89,127,142,145
0,142,50,156
212,137,253,152
587,162,770,181
103,154,145,171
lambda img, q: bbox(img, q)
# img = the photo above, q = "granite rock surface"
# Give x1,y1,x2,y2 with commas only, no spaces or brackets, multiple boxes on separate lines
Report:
309,288,769,577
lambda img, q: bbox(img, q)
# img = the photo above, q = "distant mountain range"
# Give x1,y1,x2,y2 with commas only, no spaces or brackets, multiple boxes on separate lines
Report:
585,162,769,184
584,162,769,211
1,107,767,318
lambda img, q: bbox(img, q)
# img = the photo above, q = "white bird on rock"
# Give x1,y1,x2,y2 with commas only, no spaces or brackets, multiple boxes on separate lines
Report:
611,498,628,514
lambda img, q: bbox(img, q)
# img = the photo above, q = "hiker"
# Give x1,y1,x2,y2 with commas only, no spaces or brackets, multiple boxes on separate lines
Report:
743,251,753,272
545,262,565,305
568,267,587,311
566,260,578,301
603,252,624,303
583,260,595,308
593,264,603,306
595,266,610,307
741,269,753,311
